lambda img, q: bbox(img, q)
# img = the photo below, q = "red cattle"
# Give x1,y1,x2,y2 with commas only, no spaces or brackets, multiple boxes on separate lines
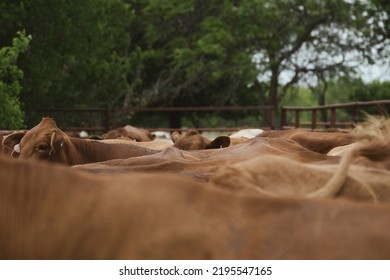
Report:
103,125,155,141
212,143,390,203
2,156,390,259
171,129,230,150
2,118,158,165
259,129,355,154
74,136,334,181
211,121,390,203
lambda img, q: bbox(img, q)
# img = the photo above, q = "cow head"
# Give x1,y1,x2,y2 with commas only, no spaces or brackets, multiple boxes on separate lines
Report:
171,129,230,150
103,125,154,142
2,118,67,162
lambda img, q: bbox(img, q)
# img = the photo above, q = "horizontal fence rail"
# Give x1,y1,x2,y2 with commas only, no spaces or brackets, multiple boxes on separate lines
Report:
38,106,275,134
281,100,390,130
35,100,389,134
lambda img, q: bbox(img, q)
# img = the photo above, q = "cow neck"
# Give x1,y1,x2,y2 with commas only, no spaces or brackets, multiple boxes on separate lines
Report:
0,158,60,225
0,157,106,258
65,137,114,165
67,137,159,165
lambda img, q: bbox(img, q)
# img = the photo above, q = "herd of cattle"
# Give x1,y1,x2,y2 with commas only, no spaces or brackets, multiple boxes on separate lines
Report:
1,115,390,259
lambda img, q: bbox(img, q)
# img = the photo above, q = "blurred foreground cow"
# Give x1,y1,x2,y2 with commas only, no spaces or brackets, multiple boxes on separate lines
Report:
1,156,390,259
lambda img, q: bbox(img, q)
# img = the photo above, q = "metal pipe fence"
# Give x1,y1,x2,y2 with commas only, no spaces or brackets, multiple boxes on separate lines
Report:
38,106,275,133
281,100,390,130
35,100,390,134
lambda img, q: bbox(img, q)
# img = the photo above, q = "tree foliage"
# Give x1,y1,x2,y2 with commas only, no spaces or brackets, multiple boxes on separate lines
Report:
0,0,133,126
0,30,31,129
240,0,389,107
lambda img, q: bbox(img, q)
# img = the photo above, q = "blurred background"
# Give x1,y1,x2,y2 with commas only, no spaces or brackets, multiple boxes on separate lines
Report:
1,0,389,132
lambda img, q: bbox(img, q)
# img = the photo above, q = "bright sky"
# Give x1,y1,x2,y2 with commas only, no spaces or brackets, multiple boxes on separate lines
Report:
358,63,390,83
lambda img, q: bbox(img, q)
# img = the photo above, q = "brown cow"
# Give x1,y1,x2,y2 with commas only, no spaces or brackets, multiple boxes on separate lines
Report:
102,138,173,151
103,125,155,141
2,156,390,259
212,155,390,203
2,118,158,165
211,138,390,203
351,114,390,141
327,115,390,170
74,136,334,181
103,129,231,151
259,129,355,154
171,129,231,150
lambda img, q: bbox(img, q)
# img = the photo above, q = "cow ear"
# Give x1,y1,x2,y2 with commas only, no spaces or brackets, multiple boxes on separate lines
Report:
171,131,182,143
185,130,200,136
2,132,26,149
149,132,156,140
209,136,231,149
49,131,65,155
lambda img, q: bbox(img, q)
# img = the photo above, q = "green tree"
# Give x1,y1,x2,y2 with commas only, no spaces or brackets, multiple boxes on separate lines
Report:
0,30,31,129
351,81,390,115
119,0,259,127
229,0,389,125
121,0,389,127
123,0,256,107
1,0,388,130
0,0,133,127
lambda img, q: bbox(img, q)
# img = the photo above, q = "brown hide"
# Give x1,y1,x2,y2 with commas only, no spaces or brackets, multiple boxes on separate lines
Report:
212,138,390,203
2,157,390,259
102,138,173,151
74,137,334,181
259,129,355,154
172,130,230,150
211,154,390,203
2,118,158,165
103,125,154,141
104,129,231,151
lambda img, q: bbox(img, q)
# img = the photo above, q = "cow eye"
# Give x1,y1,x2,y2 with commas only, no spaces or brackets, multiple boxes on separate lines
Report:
37,144,49,151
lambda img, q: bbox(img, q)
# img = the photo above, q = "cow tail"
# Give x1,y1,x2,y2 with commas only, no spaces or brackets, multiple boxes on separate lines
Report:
306,139,390,200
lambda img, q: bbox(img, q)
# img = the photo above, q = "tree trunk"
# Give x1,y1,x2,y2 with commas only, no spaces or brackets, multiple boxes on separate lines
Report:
269,65,280,129
123,70,140,108
122,87,133,108
254,80,269,127
318,90,328,125
314,76,328,126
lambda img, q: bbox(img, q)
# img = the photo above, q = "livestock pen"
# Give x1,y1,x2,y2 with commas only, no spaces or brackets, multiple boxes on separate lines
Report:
35,100,390,134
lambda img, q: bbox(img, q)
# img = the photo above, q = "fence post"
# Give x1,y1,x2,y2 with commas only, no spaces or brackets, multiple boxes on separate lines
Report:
311,109,317,130
280,107,286,130
377,103,387,116
104,106,111,132
294,109,300,128
270,106,276,130
351,106,358,124
330,108,336,128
